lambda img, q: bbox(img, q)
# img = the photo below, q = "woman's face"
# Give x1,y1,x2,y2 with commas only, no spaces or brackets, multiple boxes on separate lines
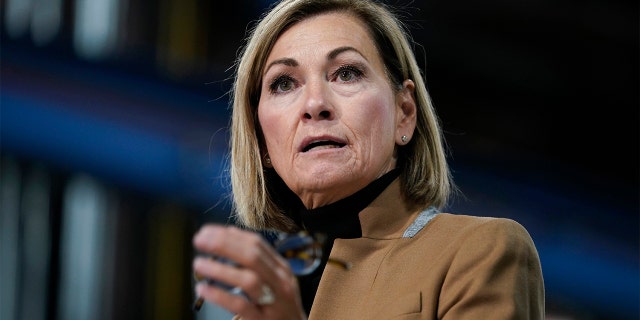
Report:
258,12,415,208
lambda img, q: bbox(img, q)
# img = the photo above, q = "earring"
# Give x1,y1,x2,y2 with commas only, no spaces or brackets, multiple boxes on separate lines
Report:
264,153,271,165
401,135,408,143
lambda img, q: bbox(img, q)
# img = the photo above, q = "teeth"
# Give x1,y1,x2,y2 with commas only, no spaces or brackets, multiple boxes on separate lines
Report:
312,145,339,150
303,140,345,152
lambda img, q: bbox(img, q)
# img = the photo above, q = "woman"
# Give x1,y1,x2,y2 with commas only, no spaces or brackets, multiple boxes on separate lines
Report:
192,0,545,319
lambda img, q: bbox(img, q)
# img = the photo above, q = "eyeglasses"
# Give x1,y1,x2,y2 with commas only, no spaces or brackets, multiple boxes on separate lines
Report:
193,231,350,311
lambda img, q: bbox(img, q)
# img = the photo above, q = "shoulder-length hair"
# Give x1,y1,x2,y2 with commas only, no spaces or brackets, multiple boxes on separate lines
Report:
229,0,453,232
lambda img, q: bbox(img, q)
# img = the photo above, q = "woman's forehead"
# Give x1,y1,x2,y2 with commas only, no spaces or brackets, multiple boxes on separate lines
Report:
265,12,379,67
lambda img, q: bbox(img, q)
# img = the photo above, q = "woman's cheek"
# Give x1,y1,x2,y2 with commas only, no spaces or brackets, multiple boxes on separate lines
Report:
259,105,282,136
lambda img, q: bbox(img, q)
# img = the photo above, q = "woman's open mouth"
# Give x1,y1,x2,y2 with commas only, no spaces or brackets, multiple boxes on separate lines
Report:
302,140,347,152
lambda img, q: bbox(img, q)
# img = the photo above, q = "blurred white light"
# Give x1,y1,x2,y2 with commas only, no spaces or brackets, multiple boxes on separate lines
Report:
57,175,108,320
31,0,63,46
73,0,121,60
4,0,32,39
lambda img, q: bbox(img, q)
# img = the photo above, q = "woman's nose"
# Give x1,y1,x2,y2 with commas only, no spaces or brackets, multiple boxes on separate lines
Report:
301,81,334,121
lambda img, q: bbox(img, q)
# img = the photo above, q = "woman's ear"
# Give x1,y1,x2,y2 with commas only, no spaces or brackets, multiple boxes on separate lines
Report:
395,79,417,145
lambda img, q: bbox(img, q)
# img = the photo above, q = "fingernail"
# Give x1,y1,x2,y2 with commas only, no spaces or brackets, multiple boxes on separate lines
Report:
195,282,205,295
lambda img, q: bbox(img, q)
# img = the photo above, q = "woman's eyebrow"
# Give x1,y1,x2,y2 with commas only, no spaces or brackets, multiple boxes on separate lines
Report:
263,46,366,75
264,58,298,75
327,46,368,62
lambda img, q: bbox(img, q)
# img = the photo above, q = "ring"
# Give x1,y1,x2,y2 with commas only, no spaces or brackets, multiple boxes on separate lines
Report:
256,284,275,305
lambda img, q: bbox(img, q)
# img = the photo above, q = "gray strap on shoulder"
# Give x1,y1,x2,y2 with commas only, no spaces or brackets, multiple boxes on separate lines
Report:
402,206,439,238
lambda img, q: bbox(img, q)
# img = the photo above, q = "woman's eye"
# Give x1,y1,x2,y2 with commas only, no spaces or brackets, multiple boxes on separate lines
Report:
335,65,363,82
277,79,293,92
339,70,355,81
269,75,295,94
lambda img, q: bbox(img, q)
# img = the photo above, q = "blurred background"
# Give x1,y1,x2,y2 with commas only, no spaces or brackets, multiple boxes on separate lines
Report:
1,0,637,319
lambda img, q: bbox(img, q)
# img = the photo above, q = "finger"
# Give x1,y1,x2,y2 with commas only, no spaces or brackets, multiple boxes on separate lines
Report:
195,282,262,318
193,255,271,305
193,258,275,320
225,228,287,280
192,224,227,253
194,225,287,286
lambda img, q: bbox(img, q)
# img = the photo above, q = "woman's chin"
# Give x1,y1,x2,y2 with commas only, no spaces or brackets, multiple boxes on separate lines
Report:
287,169,367,206
296,169,350,187
293,162,353,184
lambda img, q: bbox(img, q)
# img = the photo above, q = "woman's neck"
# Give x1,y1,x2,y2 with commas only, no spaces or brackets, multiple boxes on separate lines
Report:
295,169,400,239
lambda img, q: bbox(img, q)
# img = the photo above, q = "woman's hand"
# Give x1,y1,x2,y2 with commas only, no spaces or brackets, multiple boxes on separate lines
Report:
192,224,308,320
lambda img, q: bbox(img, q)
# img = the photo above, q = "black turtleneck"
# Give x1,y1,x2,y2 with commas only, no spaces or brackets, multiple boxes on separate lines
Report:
276,169,401,315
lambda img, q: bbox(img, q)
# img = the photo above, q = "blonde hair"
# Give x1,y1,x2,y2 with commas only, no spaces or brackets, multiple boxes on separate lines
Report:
229,0,453,232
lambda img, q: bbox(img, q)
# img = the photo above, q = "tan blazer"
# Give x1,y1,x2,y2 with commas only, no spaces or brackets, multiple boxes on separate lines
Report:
309,180,545,319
